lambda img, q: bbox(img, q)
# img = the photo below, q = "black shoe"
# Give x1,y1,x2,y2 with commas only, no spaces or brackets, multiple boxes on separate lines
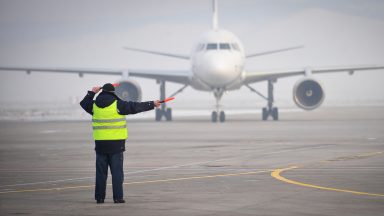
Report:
96,199,104,204
114,199,125,203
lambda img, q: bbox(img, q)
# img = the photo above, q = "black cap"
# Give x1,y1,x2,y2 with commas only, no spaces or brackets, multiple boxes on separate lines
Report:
102,83,115,92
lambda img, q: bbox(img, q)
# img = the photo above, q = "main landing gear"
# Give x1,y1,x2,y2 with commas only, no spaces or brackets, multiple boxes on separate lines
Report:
211,89,225,123
246,79,279,121
155,80,188,121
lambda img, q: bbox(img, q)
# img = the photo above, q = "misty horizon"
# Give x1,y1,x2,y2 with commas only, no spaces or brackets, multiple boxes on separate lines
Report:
1,0,384,112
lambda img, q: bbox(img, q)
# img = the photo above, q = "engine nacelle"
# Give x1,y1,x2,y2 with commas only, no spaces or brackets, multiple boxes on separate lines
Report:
293,78,325,110
115,79,142,102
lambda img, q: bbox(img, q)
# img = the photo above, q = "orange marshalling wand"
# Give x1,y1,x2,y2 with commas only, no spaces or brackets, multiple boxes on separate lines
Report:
160,97,175,103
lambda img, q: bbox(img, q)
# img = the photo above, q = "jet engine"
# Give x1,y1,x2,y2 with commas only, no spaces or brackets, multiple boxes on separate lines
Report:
293,78,324,110
115,79,142,102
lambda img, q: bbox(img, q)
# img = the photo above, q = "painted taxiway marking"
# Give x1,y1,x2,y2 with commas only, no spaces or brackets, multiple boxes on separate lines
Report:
0,158,230,188
0,145,327,189
271,151,384,197
0,170,270,194
1,151,382,196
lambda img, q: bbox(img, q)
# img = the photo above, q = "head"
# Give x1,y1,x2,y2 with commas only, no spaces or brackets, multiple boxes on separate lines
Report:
102,83,115,92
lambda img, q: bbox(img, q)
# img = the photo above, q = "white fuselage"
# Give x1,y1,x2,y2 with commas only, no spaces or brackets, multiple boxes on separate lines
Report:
190,29,245,91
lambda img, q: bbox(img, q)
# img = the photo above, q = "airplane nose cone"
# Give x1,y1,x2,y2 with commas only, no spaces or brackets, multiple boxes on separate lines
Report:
202,55,235,76
196,52,240,87
206,58,231,75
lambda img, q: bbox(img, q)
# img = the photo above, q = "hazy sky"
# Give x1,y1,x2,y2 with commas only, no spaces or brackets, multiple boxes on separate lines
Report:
0,0,384,108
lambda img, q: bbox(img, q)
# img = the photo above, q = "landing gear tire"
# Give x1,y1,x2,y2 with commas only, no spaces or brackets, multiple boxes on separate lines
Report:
166,108,172,121
219,111,225,122
261,107,279,121
262,108,268,121
272,107,278,121
211,111,217,122
155,109,162,121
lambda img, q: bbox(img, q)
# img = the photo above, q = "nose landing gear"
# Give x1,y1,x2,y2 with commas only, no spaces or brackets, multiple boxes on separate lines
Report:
211,89,225,123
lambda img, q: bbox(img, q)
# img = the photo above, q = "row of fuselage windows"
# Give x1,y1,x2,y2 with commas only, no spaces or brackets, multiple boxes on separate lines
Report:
196,43,240,52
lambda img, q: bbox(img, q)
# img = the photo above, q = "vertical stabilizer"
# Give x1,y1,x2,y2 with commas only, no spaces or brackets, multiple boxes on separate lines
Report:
212,0,218,30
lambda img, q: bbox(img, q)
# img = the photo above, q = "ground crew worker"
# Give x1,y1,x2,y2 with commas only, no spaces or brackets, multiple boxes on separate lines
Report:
80,83,160,204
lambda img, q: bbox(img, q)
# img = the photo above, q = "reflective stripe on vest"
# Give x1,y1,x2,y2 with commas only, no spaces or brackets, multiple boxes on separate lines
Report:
92,100,128,140
92,118,126,123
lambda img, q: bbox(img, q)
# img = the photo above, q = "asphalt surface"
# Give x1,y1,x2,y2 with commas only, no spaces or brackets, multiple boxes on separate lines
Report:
0,107,383,216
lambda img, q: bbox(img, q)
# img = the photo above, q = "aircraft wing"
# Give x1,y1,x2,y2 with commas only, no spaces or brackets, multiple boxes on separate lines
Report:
123,47,189,60
245,45,304,58
244,65,384,84
0,66,191,85
0,66,122,76
127,69,191,85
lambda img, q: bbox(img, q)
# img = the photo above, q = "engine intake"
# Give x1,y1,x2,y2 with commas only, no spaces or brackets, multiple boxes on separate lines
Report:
115,79,142,102
293,78,324,110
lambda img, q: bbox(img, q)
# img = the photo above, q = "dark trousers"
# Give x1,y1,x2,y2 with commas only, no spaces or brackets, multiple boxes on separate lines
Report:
95,152,124,200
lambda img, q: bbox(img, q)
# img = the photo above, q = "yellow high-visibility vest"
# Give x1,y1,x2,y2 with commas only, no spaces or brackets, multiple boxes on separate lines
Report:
92,100,127,140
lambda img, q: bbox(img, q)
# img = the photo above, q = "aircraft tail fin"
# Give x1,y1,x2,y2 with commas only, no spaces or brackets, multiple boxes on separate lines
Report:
212,0,218,30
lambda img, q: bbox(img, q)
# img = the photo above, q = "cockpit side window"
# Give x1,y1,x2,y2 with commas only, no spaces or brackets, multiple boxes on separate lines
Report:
196,43,205,52
206,43,218,50
219,43,231,50
231,43,240,51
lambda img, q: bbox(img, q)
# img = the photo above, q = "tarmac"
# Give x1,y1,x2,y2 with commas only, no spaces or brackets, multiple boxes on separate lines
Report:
0,106,383,216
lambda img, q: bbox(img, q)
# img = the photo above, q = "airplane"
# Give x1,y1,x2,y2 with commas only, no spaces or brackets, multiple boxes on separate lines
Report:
1,0,383,122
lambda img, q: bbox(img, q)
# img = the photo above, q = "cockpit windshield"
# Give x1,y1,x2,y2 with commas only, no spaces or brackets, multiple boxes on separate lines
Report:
206,43,218,50
219,43,230,50
200,43,240,51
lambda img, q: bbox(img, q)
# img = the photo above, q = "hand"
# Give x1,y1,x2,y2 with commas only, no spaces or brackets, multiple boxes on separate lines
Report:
154,100,161,108
92,86,101,93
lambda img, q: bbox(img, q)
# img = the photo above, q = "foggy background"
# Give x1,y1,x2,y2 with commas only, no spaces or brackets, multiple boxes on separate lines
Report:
0,0,384,119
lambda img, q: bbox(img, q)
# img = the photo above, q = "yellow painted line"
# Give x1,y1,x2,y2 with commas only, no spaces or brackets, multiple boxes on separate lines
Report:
271,166,384,197
0,170,269,195
357,151,383,157
2,151,382,195
125,170,269,185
